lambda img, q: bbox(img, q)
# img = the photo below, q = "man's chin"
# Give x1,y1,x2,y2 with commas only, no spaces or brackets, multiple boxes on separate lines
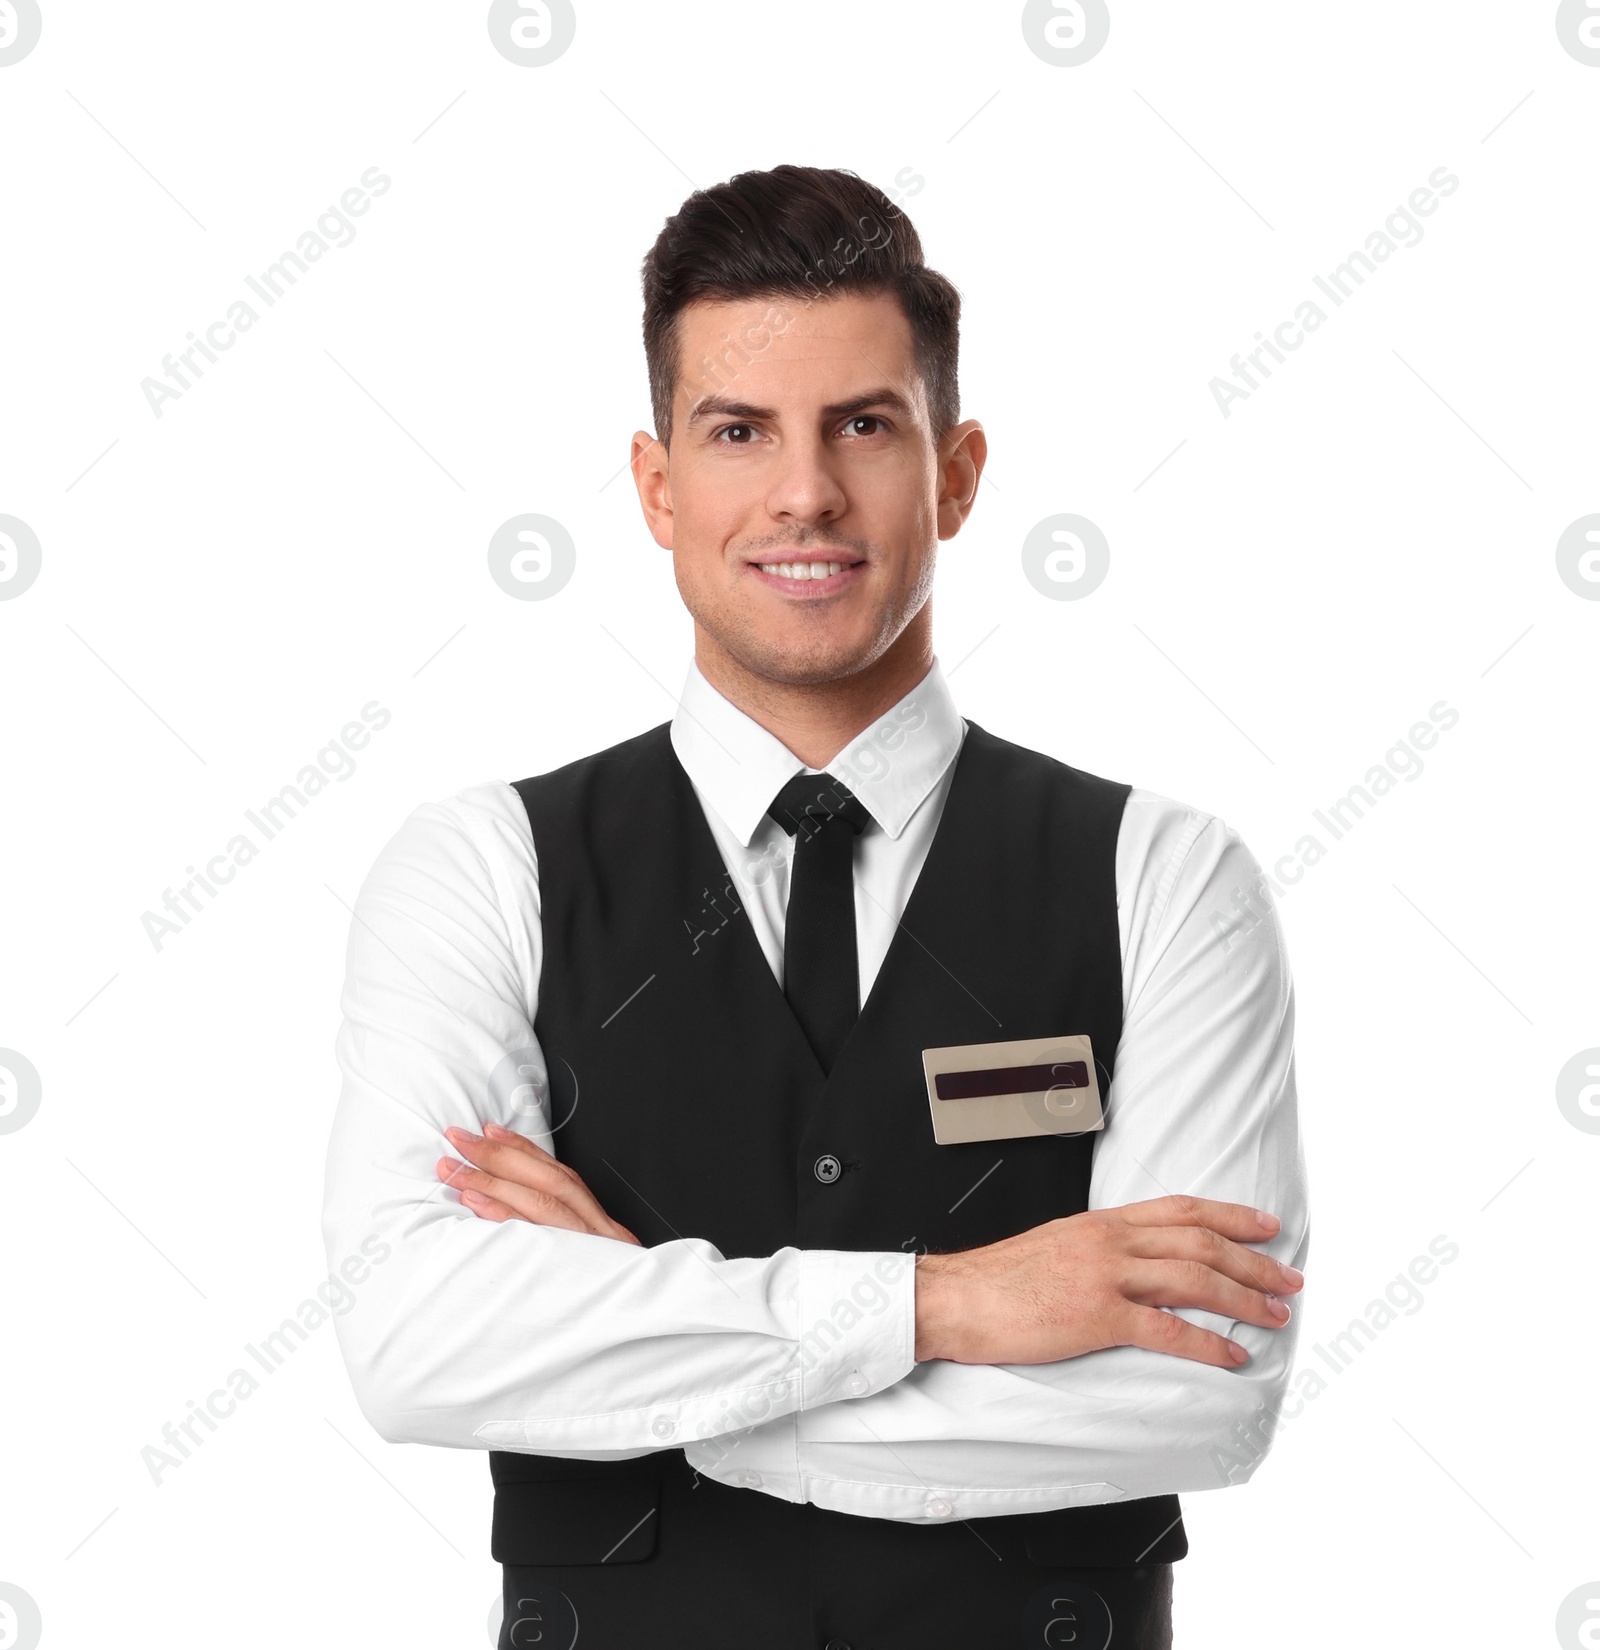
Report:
735,642,879,689
704,622,888,691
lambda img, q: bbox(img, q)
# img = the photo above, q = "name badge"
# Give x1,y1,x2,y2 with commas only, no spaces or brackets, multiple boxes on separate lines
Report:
920,1034,1105,1145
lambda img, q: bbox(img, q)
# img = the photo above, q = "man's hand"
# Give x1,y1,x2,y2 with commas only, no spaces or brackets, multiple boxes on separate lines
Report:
436,1123,642,1244
913,1195,1301,1370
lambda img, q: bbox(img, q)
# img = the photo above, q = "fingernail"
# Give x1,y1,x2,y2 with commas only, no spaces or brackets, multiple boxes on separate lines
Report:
445,1126,480,1146
484,1122,514,1139
1266,1295,1291,1322
1255,1209,1281,1231
1280,1264,1304,1287
1228,1341,1249,1364
461,1188,487,1206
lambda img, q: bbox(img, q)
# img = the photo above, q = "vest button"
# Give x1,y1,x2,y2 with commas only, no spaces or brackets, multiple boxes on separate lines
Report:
925,1495,953,1518
650,1415,675,1439
825,1640,854,1650
813,1153,842,1183
736,1470,762,1488
846,1371,869,1396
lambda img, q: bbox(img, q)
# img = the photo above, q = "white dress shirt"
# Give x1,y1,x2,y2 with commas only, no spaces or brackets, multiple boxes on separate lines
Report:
322,657,1308,1524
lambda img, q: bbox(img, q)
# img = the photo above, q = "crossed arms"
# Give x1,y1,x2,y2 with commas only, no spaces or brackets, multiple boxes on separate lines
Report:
321,781,1308,1509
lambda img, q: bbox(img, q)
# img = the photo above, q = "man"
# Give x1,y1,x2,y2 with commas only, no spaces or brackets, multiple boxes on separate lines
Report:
322,163,1308,1650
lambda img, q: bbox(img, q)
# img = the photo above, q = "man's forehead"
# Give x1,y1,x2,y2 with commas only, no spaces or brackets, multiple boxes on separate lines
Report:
675,294,920,412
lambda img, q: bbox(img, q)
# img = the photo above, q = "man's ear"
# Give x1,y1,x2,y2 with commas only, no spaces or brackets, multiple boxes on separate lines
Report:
631,429,674,551
936,419,987,541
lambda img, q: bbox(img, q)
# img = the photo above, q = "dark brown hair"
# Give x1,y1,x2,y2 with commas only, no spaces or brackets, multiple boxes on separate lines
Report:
641,164,961,451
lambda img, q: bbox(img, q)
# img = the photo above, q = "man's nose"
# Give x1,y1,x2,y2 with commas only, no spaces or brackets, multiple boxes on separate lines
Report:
764,435,850,523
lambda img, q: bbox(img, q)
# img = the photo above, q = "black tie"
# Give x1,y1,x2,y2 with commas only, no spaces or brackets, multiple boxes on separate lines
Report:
766,771,871,1074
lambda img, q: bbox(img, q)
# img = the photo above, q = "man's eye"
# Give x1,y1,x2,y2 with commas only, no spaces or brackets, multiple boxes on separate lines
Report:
714,424,755,444
844,415,888,437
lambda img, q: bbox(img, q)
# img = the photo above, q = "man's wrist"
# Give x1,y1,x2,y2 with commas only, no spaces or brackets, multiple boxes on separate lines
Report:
913,1251,956,1363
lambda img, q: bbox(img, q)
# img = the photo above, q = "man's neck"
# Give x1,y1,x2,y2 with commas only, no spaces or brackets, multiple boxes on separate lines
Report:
693,621,934,770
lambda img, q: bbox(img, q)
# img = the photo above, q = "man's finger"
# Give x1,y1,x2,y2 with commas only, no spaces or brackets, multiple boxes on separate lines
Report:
484,1120,555,1158
1117,1195,1283,1242
436,1155,593,1233
1127,1223,1302,1297
452,1172,642,1243
1122,1258,1292,1331
459,1187,522,1223
481,1122,615,1205
445,1128,619,1234
1120,1303,1251,1369
466,1124,610,1203
437,1148,641,1243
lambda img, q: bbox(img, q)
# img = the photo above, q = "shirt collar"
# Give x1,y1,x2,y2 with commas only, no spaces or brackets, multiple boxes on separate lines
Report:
669,656,966,848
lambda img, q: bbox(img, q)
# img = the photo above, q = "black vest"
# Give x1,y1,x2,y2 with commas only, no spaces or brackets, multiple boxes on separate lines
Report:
492,717,1185,1576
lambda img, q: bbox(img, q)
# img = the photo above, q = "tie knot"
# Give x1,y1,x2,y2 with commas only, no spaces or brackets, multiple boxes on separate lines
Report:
766,771,870,839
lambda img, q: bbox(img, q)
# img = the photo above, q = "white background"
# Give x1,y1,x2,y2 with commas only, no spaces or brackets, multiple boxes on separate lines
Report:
2,2,1596,1645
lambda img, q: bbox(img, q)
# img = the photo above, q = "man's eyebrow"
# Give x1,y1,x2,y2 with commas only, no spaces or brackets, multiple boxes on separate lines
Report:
683,387,916,427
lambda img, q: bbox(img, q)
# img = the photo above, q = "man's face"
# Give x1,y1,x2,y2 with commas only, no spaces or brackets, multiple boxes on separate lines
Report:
632,290,983,688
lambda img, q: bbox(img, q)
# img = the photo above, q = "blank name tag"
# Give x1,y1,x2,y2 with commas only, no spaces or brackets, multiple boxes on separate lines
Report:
920,1034,1105,1145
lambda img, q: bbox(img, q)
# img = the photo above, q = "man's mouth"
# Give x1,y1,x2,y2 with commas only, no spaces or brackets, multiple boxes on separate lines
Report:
746,552,866,590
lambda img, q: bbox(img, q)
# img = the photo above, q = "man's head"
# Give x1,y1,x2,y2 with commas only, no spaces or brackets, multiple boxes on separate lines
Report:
631,165,985,705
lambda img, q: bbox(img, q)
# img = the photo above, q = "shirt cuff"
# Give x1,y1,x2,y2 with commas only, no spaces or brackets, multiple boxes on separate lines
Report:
796,1249,916,1408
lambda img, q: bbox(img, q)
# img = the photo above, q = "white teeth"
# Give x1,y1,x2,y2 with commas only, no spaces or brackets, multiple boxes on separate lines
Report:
758,561,846,580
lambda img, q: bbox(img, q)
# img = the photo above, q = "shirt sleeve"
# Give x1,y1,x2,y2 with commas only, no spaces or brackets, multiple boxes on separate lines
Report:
785,792,1310,1509
321,781,915,1456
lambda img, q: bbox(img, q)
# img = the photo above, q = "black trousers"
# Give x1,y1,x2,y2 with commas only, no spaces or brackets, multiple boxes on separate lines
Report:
496,1450,1175,1650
